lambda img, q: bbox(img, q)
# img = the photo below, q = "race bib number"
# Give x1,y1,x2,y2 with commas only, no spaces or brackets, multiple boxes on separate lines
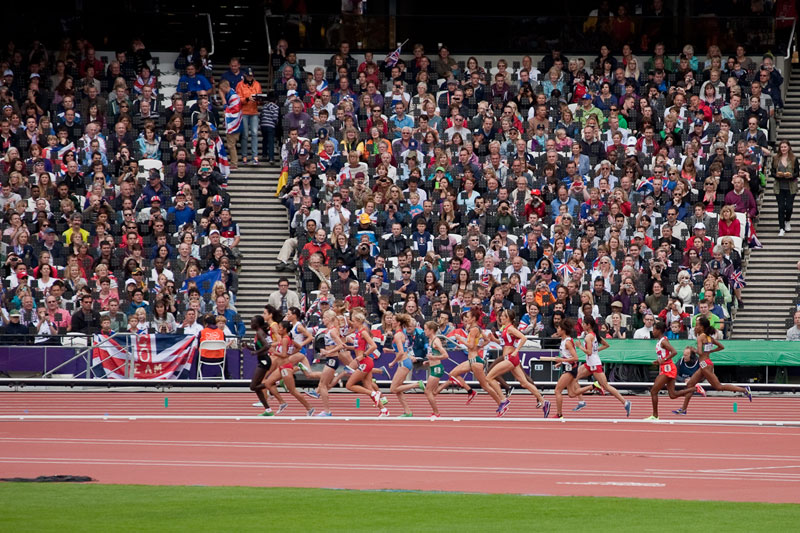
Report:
280,367,291,377
663,364,672,372
699,360,708,369
358,363,367,372
326,358,338,369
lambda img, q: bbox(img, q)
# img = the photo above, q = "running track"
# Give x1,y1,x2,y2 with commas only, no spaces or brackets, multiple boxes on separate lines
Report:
1,391,799,503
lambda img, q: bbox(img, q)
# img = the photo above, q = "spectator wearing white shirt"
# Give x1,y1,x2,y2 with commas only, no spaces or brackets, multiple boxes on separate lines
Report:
787,311,800,341
325,192,351,233
633,313,655,339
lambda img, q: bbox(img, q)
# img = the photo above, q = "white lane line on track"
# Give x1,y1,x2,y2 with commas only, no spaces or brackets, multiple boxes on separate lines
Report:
558,481,667,487
3,414,800,426
3,457,800,483
4,437,798,462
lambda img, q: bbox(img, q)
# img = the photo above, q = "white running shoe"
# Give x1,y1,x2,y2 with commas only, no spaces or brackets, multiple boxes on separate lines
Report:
252,401,262,407
779,229,786,236
786,222,792,232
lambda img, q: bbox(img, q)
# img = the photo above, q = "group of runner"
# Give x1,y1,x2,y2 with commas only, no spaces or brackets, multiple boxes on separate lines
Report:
243,305,752,419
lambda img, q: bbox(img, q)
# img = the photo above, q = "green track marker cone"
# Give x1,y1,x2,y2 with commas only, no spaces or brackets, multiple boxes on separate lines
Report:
356,398,360,408
732,402,738,413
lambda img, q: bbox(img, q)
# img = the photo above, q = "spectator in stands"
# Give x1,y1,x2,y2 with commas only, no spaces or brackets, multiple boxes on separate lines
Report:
724,174,758,219
786,311,800,341
70,294,101,334
772,140,798,236
268,277,301,314
235,67,261,165
177,63,212,98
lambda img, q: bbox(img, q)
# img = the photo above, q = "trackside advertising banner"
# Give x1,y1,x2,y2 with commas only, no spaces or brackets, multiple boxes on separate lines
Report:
91,334,198,379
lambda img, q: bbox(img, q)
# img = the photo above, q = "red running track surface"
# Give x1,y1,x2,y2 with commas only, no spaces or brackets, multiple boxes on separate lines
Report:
1,391,799,503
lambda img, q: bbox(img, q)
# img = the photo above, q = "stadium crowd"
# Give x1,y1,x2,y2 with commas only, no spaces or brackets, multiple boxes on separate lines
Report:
265,38,793,344
0,38,245,345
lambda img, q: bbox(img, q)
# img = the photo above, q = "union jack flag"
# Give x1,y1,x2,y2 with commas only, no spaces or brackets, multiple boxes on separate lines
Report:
224,89,242,135
556,262,575,278
384,43,403,68
730,269,746,290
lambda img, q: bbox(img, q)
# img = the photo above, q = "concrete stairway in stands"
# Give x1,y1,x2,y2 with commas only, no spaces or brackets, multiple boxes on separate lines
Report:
732,66,800,340
226,164,290,321
214,64,291,321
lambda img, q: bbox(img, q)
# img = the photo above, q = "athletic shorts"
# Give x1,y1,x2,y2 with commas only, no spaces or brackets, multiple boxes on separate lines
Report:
563,365,578,377
399,358,414,371
470,356,485,365
659,363,677,379
429,364,444,379
357,357,374,374
699,358,714,369
325,357,340,370
583,363,603,374
257,356,272,370
506,353,521,368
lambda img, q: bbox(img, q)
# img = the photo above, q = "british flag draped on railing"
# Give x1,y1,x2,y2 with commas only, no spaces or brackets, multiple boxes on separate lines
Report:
91,334,198,379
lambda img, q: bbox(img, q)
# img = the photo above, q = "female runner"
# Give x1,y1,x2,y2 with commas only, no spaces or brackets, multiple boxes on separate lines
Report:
314,310,348,417
251,304,286,408
437,308,506,414
575,316,631,417
422,321,449,419
389,314,425,417
645,320,687,420
345,310,389,416
674,316,752,408
553,318,581,419
486,309,550,418
243,315,276,416
262,320,315,416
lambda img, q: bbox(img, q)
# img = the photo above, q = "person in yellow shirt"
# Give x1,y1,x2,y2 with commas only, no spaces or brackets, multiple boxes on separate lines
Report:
62,213,89,245
235,67,262,165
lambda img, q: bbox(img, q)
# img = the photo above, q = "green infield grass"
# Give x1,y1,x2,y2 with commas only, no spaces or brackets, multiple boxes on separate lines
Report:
2,484,796,531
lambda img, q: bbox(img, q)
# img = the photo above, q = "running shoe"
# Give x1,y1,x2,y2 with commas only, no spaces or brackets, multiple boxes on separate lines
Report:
298,362,311,373
644,415,659,421
276,403,288,415
380,366,390,377
316,411,332,417
542,400,551,419
307,408,315,416
465,389,477,405
342,366,355,374
672,408,687,415
448,375,462,388
252,401,262,407
371,391,382,407
556,415,564,420
279,379,285,389
378,408,390,417
624,400,632,418
430,413,439,421
497,400,511,417
504,386,515,398
592,381,606,395
259,410,275,417
695,384,707,397
380,396,389,406
496,399,509,413
398,413,414,418
305,390,320,399
417,380,426,391
572,401,587,412
744,386,753,402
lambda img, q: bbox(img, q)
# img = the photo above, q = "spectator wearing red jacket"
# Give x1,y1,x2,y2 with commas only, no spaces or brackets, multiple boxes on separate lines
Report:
299,228,332,267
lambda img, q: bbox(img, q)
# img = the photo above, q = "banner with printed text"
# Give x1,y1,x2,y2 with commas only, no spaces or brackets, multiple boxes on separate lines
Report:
91,334,198,379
